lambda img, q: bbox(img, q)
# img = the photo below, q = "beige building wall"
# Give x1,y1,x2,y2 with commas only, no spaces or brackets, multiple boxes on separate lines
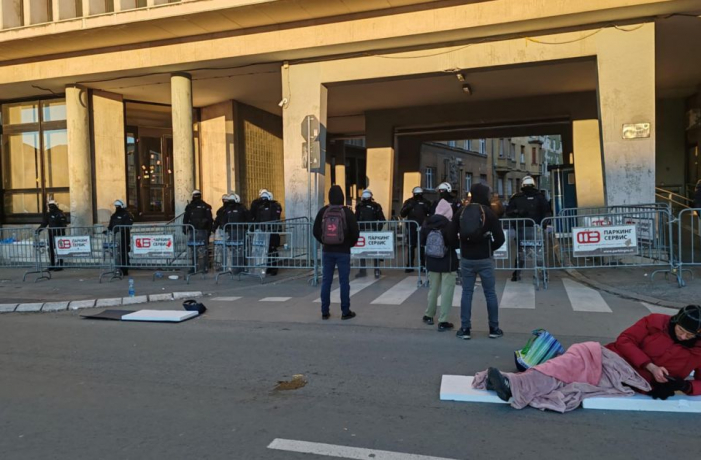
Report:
200,101,235,207
573,119,606,208
92,90,126,224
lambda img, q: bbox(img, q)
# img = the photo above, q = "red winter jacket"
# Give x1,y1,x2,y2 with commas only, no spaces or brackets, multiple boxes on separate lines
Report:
606,314,701,395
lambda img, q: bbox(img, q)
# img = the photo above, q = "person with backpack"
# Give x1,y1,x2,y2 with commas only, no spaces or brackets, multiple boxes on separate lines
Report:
430,182,462,216
106,199,134,276
250,189,283,275
505,176,551,281
355,189,386,279
313,185,360,320
213,192,250,273
183,190,214,273
453,183,505,340
37,199,68,271
420,199,459,332
400,186,432,273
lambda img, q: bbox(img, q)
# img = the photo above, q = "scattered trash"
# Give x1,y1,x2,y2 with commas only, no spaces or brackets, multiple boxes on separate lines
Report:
274,374,307,391
168,275,179,280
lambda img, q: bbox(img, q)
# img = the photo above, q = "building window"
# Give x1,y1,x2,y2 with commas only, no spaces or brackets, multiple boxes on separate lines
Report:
497,178,504,196
532,147,538,165
1,99,68,223
507,179,513,197
520,145,525,164
480,174,488,185
479,139,486,155
510,142,516,160
425,167,435,189
447,140,456,148
498,139,505,158
465,172,472,192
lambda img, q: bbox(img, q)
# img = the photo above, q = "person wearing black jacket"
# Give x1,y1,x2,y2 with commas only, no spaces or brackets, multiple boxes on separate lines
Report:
37,199,67,270
355,189,386,279
400,186,432,273
313,185,360,320
430,182,463,215
106,199,134,276
213,193,250,273
420,199,459,331
452,183,506,340
251,189,283,275
183,190,214,273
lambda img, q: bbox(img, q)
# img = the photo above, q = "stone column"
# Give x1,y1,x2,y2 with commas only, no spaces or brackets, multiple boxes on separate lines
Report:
282,62,327,219
596,24,656,205
66,85,94,227
171,72,195,216
365,112,395,217
573,119,605,208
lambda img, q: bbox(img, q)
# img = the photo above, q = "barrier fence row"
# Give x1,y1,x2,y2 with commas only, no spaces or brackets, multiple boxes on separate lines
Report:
2,204,701,288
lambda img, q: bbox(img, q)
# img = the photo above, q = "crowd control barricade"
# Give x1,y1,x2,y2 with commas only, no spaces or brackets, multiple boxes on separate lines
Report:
673,208,701,287
114,223,199,283
33,226,117,282
216,218,314,283
541,208,674,279
347,220,423,286
0,227,49,282
493,218,546,289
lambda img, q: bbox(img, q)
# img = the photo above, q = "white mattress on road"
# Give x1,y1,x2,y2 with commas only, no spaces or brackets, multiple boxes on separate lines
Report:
439,375,508,404
121,310,198,322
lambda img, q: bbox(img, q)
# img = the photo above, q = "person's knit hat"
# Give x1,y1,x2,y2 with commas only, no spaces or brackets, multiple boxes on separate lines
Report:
435,199,453,220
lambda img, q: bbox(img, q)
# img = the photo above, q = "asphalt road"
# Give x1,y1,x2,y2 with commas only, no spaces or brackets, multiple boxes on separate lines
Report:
0,309,695,460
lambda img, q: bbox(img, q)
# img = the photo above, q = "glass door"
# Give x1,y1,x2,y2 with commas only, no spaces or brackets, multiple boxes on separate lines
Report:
128,127,174,221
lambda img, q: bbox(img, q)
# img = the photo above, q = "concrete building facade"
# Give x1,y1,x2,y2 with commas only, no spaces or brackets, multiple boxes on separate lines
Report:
0,0,700,225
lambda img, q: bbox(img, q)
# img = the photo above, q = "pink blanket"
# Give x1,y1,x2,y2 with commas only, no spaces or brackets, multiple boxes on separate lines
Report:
533,341,602,385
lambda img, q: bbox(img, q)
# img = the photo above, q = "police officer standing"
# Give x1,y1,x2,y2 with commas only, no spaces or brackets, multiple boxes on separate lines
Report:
213,192,250,272
183,190,214,273
251,189,283,275
37,199,68,271
355,189,386,279
505,176,551,281
431,182,462,215
214,193,231,223
400,186,432,273
106,199,134,276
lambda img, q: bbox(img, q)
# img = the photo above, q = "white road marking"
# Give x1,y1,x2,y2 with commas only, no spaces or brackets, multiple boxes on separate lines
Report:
314,276,380,304
562,278,612,312
210,297,242,302
267,439,460,460
440,285,463,308
641,302,678,314
499,279,536,309
371,276,419,305
260,297,292,302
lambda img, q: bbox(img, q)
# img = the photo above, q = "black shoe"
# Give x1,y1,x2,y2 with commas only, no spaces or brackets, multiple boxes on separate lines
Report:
405,269,415,273
437,322,454,332
356,269,367,278
456,328,471,340
322,313,330,320
267,269,278,276
374,269,381,279
511,272,521,282
422,316,434,326
341,311,356,320
487,367,512,401
489,327,504,339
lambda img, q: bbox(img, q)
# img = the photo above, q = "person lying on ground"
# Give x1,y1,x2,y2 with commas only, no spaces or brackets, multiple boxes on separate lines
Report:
472,305,701,413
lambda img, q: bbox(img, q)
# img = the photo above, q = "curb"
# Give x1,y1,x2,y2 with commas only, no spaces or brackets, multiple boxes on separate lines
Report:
1,291,204,314
566,269,685,310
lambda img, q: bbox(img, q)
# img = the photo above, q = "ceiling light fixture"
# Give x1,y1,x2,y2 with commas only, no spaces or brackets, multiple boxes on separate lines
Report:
456,73,465,82
462,84,473,96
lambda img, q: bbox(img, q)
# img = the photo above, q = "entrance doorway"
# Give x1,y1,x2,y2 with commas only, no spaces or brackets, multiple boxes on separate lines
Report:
126,127,174,221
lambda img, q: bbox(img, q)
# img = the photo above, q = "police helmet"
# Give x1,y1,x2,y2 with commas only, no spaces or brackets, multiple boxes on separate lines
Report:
671,305,701,337
229,193,241,204
521,176,536,188
221,194,230,202
412,187,423,195
48,199,58,207
261,191,273,201
114,199,125,208
361,189,373,200
437,182,452,193
192,189,202,197
259,189,269,198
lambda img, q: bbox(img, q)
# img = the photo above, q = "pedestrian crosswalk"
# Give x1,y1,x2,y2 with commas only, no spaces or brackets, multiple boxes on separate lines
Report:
210,275,662,315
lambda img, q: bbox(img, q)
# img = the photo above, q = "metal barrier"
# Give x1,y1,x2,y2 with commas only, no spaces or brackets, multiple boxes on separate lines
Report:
541,208,674,279
493,218,546,289
114,223,200,283
673,208,701,287
0,227,49,282
216,219,315,284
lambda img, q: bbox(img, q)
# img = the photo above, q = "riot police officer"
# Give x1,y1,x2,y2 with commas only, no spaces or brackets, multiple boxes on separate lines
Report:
251,189,283,275
214,193,231,223
213,193,250,273
355,189,386,279
505,176,551,281
400,186,432,273
106,199,134,276
183,190,214,273
37,199,67,271
431,182,462,215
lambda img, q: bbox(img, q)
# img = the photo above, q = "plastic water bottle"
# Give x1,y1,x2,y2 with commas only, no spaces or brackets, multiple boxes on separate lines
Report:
128,278,135,297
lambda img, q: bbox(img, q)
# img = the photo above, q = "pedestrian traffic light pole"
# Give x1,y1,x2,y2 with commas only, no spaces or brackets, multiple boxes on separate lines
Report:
303,114,323,286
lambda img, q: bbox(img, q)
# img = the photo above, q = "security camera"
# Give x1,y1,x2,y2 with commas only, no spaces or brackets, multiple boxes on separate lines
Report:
278,98,288,107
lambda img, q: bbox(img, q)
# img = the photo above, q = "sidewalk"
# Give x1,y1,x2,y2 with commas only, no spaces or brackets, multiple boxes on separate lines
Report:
569,265,698,309
0,267,314,312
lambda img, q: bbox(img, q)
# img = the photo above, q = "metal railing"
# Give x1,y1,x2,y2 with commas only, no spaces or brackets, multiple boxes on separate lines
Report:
493,218,546,289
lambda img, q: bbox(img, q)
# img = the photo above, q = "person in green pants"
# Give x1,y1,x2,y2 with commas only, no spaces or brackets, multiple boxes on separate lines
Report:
420,199,459,331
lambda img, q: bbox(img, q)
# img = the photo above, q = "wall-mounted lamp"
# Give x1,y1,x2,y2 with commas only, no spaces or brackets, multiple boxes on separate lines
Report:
456,73,465,82
462,84,473,95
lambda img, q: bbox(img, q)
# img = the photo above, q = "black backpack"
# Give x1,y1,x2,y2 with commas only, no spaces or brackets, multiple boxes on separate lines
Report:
459,204,487,241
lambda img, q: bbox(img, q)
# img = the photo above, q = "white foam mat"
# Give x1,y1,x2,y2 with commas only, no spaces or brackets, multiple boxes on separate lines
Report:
121,310,198,322
439,375,508,404
582,393,701,413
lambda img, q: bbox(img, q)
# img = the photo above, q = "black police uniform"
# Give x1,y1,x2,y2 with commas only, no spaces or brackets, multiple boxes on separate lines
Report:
505,187,552,281
214,202,250,272
184,196,214,273
400,194,432,271
355,199,386,278
37,204,67,270
251,197,283,275
107,207,134,276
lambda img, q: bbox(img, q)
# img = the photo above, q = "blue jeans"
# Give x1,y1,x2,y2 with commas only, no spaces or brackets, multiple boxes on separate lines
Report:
320,252,351,315
459,258,499,330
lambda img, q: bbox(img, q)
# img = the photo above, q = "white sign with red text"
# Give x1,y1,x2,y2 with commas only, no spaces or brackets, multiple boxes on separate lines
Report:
55,236,91,256
572,225,638,257
351,232,394,259
132,235,174,255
